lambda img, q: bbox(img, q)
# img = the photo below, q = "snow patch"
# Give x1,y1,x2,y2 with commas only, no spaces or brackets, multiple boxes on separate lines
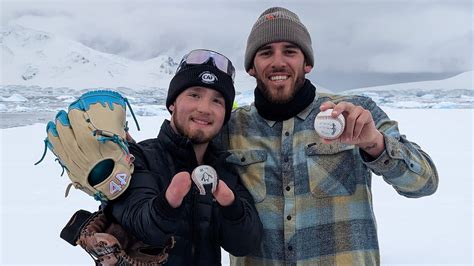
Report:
1,93,28,102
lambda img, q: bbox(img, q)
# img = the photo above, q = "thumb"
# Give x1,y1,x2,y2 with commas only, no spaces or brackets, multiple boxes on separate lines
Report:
165,171,192,208
212,179,235,207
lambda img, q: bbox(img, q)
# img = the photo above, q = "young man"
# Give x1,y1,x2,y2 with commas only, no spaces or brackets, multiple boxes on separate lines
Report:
221,7,439,265
108,49,262,265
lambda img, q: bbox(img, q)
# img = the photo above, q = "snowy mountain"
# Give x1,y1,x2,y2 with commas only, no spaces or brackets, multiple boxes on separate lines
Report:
1,24,177,89
0,24,326,93
343,71,473,109
349,71,472,92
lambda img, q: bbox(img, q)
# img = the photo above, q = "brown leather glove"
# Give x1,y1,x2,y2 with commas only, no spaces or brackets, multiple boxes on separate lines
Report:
61,210,175,266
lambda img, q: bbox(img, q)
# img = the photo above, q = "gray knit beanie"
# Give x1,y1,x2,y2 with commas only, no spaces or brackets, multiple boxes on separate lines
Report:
244,7,314,71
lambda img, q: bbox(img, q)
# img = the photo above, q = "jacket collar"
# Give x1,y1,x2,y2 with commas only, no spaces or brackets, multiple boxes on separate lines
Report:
159,120,194,150
158,120,223,164
260,92,319,128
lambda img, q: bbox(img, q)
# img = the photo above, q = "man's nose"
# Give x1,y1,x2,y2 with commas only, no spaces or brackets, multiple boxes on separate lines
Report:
196,98,211,113
271,51,286,68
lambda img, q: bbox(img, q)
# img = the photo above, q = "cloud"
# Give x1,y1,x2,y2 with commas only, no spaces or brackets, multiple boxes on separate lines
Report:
2,0,472,74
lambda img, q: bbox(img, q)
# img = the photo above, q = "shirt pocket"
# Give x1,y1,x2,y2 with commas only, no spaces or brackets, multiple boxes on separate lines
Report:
226,149,267,203
306,142,356,198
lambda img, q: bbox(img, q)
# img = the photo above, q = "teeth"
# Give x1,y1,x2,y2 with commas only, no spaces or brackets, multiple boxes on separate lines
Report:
193,119,210,125
270,75,288,81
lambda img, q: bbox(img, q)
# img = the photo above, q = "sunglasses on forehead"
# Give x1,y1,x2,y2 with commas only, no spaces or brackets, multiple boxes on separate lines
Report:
176,49,236,81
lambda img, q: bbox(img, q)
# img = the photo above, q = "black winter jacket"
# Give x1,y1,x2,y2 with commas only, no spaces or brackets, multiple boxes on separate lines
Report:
107,120,262,265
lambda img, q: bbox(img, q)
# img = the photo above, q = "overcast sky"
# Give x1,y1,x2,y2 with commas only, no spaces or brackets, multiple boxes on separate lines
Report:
2,0,472,90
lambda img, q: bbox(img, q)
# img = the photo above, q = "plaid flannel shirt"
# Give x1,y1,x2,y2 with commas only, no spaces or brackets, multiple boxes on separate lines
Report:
222,92,438,266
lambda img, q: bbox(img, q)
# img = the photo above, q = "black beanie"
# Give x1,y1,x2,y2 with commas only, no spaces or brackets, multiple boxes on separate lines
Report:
166,64,235,124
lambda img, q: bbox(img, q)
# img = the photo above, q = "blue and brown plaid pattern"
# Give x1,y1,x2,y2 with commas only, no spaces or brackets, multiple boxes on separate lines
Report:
223,93,438,265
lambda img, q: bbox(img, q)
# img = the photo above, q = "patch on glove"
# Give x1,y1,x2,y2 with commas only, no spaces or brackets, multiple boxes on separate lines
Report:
35,90,140,201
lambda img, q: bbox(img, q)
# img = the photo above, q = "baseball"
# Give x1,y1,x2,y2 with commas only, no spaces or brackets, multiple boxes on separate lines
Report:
191,165,218,195
314,109,345,140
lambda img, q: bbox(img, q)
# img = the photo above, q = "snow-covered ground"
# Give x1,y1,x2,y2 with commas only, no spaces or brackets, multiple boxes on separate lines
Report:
1,108,473,265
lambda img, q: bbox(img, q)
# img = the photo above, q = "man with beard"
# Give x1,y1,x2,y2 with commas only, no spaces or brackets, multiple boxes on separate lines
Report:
108,49,262,265
220,7,439,265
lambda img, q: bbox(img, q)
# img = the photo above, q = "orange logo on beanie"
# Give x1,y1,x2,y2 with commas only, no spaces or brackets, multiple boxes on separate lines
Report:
265,14,275,20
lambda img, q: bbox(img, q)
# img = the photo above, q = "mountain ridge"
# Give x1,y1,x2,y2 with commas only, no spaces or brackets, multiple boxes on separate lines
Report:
1,24,177,90
346,71,472,92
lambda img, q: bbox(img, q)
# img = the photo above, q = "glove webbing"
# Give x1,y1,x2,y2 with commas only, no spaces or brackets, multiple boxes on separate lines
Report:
95,130,130,155
34,94,140,166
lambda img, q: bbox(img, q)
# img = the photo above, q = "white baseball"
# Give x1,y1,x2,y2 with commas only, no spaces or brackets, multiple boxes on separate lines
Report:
191,165,218,195
314,109,345,140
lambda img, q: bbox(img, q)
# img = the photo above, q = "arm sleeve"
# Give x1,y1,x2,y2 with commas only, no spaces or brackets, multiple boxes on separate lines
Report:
108,143,182,247
216,165,263,256
357,97,439,198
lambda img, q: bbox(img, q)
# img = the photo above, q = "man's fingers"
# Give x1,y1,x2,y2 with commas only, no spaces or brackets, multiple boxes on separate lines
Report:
320,138,338,144
171,172,192,193
319,101,378,146
166,172,192,208
332,102,355,117
353,110,372,139
320,101,336,111
341,105,363,140
214,179,231,194
213,179,235,206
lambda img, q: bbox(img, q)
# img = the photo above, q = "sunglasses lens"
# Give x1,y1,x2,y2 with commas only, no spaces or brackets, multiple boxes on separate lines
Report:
185,51,215,65
212,56,234,79
177,49,235,81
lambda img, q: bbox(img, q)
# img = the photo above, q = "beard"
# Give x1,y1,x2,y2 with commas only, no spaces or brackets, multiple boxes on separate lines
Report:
176,126,210,144
255,68,306,104
175,122,213,144
173,110,214,144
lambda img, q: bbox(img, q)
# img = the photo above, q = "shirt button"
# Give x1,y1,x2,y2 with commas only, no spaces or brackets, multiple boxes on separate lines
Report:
288,245,293,251
240,157,246,162
285,186,291,191
287,215,292,220
285,131,289,136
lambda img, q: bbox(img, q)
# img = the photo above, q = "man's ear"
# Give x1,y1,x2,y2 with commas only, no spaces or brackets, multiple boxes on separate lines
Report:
248,67,256,77
304,63,313,74
169,103,175,112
